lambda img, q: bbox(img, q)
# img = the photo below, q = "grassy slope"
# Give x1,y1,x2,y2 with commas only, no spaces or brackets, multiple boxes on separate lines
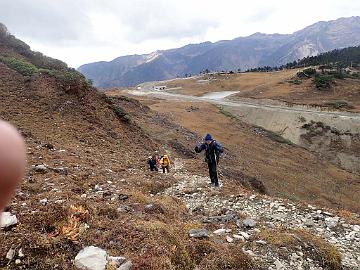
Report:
126,97,360,212
0,47,257,269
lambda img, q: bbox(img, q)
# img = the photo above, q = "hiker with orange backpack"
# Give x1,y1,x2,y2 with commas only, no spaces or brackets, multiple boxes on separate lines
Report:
195,134,223,187
159,154,171,173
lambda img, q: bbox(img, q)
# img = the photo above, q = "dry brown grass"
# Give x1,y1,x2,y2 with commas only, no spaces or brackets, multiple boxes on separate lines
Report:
296,230,342,270
163,71,297,97
141,179,173,194
132,220,194,270
337,209,353,218
143,99,360,212
128,190,151,204
257,228,297,246
197,244,255,270
256,228,342,270
159,70,360,111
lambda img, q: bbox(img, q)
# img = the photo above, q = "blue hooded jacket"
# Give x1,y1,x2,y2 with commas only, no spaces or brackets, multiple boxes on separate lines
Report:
195,139,223,164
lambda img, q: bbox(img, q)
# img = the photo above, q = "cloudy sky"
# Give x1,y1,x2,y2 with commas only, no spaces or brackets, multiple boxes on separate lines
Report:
1,0,359,67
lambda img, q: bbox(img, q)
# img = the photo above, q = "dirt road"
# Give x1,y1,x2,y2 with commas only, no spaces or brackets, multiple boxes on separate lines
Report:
127,89,360,137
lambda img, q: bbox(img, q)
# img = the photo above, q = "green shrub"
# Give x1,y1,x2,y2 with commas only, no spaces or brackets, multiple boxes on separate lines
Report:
0,56,38,76
289,79,302,85
39,68,88,86
29,51,68,70
330,71,346,79
349,72,360,78
303,68,317,77
313,74,334,89
325,100,354,110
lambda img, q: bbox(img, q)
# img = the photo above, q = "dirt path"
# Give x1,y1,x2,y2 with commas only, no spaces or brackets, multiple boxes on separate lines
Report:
127,90,360,125
164,159,360,270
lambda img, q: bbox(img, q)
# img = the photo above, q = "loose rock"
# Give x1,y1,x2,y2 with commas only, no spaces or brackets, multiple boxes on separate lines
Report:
74,246,107,270
189,228,209,238
243,218,256,228
1,212,18,228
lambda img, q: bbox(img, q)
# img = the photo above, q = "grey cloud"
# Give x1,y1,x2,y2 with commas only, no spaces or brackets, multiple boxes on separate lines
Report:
246,6,277,24
105,0,220,42
0,0,219,45
0,0,93,45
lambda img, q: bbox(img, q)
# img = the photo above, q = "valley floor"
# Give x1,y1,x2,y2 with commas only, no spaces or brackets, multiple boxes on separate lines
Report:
138,70,360,112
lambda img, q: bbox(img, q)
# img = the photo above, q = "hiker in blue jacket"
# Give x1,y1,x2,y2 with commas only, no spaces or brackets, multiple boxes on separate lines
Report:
195,134,223,187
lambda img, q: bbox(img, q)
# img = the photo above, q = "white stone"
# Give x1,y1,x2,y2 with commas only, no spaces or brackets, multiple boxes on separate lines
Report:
226,236,234,243
119,261,132,270
245,250,256,257
6,248,15,260
233,234,245,241
18,248,24,257
213,228,226,235
325,217,339,228
39,198,48,205
240,232,250,240
274,259,286,270
1,212,18,228
74,246,107,270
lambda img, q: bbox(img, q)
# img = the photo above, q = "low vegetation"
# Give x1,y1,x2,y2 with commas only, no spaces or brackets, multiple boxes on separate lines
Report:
313,73,334,89
257,229,342,270
0,23,91,89
325,100,354,110
0,56,38,76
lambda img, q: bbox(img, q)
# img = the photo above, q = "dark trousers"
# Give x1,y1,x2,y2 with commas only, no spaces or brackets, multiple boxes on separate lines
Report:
162,166,170,173
207,162,219,186
150,165,158,171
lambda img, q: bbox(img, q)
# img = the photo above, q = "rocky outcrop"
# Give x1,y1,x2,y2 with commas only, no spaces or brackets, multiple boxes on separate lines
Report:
165,171,360,269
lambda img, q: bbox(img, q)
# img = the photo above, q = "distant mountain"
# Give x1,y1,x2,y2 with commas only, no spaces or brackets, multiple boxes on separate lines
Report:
78,16,360,88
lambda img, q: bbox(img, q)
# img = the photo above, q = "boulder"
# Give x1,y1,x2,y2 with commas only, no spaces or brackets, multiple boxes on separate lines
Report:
189,228,209,238
74,246,107,270
1,212,18,228
32,164,49,173
213,228,227,235
243,218,256,228
6,248,15,260
202,214,236,223
325,217,339,228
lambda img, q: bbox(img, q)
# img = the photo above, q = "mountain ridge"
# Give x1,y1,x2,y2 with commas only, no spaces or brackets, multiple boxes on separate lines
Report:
79,16,360,88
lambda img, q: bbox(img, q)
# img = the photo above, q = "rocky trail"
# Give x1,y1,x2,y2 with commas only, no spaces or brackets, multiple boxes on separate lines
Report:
163,159,360,270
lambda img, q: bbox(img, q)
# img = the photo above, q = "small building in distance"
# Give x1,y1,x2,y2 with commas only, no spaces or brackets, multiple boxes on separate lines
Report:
153,85,166,91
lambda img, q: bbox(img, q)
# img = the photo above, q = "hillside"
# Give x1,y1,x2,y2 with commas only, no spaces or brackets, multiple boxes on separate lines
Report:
1,24,360,269
295,45,360,67
78,16,360,88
